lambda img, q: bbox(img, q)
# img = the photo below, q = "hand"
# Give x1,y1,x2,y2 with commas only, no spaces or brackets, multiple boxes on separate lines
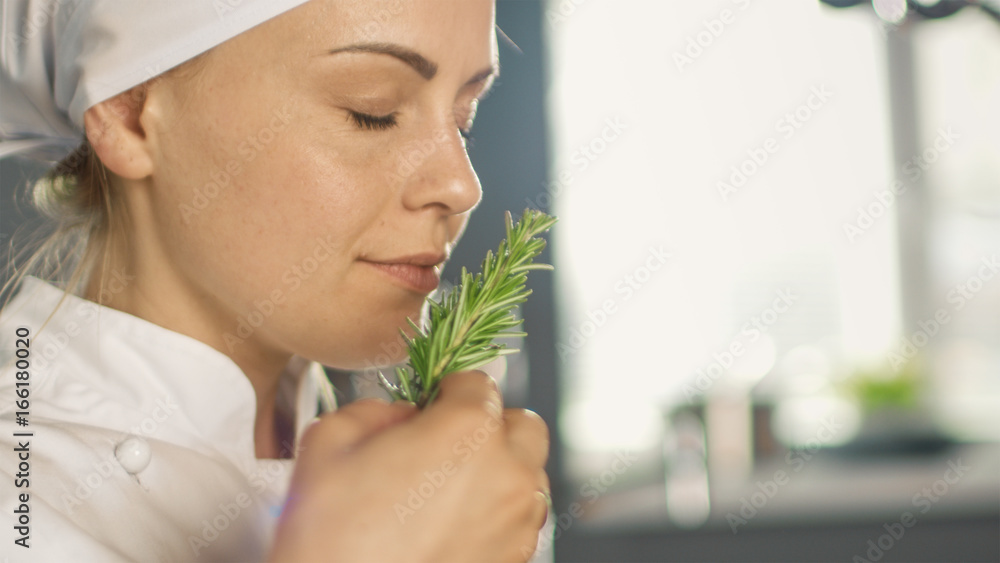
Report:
268,371,551,563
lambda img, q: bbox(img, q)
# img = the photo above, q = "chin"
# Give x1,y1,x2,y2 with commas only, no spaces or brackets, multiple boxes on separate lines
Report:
318,348,409,376
300,286,432,371
316,311,426,371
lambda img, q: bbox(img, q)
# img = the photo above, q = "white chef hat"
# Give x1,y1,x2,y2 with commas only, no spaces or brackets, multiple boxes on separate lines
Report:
0,0,310,163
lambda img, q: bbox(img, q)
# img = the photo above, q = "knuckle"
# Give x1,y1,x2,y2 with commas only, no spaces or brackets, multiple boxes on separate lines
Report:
510,408,549,441
298,414,334,447
301,411,364,448
343,397,389,412
449,369,500,398
474,370,501,395
335,398,392,426
457,368,494,385
450,404,497,435
505,463,538,498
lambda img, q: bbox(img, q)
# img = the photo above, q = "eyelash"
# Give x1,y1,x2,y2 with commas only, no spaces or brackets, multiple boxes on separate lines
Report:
349,111,398,131
348,110,475,143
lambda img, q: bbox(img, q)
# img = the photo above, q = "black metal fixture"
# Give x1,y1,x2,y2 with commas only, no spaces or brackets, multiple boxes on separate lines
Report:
818,0,1000,24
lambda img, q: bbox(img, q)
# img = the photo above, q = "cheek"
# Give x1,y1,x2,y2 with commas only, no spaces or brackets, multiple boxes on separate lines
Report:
148,92,429,365
151,114,389,311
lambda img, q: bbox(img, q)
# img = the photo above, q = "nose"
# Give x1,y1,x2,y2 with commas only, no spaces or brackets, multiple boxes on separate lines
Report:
399,127,482,215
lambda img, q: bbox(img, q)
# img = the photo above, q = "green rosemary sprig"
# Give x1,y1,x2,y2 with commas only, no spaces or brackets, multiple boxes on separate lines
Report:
379,209,557,408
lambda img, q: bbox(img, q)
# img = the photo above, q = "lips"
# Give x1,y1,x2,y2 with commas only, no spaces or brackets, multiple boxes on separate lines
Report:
361,252,446,293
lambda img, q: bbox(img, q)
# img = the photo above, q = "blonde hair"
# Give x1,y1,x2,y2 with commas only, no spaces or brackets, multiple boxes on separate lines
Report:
1,140,117,306
2,50,339,417
1,53,211,312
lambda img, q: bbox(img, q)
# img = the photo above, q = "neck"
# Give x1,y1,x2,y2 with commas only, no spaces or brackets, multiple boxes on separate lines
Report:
254,388,296,459
84,234,296,460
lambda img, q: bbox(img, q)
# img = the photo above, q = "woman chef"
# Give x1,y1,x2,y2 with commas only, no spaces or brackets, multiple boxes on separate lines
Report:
0,0,552,561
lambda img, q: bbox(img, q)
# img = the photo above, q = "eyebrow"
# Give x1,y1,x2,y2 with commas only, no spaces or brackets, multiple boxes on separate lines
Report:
326,42,498,89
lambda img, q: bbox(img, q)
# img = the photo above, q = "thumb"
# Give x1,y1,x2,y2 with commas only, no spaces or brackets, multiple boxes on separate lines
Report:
301,399,418,459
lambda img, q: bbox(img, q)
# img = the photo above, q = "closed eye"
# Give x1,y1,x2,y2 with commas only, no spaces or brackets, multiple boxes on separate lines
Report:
349,111,398,131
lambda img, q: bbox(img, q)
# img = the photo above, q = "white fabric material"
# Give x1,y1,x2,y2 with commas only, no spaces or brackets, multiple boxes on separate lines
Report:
0,276,327,561
0,277,555,561
0,0,311,162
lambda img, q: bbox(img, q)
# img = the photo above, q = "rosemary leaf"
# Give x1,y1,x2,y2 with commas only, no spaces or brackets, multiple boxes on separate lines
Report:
379,209,557,408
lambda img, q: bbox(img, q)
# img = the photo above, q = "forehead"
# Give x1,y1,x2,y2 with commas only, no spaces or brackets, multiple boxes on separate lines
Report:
272,0,498,69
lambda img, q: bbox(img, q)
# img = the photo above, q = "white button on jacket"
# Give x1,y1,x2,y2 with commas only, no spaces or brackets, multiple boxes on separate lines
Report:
0,277,555,562
0,277,327,561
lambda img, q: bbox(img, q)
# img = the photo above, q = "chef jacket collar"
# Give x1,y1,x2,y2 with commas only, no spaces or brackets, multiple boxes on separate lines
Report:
5,276,324,467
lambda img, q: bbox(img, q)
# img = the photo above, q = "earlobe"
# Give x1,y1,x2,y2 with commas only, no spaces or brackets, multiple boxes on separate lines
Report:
83,85,155,180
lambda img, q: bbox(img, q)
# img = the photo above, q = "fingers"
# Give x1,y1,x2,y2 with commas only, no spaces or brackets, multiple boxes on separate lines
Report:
414,373,551,519
422,371,503,424
503,408,550,471
529,468,552,529
521,477,552,561
300,399,417,460
420,374,548,490
505,408,551,535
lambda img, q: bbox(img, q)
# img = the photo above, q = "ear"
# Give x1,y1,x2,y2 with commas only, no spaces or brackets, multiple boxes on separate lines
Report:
83,85,155,180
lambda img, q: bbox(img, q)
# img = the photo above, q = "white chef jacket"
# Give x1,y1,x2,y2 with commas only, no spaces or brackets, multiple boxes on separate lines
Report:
0,276,326,561
0,276,554,562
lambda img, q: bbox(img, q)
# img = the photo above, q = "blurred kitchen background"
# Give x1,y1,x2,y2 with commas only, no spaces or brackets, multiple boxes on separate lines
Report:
2,0,998,561
463,1,1000,560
